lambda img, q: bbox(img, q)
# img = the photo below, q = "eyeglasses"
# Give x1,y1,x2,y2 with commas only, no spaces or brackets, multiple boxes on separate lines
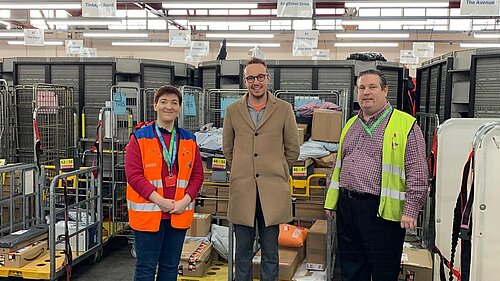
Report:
244,73,267,83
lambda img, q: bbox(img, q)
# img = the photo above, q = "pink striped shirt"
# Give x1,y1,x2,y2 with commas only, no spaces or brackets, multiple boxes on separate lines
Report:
338,103,428,219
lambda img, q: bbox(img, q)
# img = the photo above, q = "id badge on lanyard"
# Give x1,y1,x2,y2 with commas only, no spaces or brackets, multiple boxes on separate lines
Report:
155,123,177,187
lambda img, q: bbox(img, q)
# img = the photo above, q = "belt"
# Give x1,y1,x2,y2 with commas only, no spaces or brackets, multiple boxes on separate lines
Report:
340,187,380,200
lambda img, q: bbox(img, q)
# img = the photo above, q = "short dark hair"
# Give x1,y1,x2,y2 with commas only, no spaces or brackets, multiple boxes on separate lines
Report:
357,69,387,89
154,85,182,104
243,57,268,73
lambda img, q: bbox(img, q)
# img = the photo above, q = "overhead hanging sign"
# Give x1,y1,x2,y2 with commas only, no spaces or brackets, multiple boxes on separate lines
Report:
251,46,266,59
460,0,499,15
292,40,313,56
400,50,418,65
190,41,210,56
65,40,84,56
413,42,434,58
81,47,97,57
82,0,116,17
294,30,319,48
169,30,191,47
184,49,202,63
312,49,330,60
277,0,313,17
24,29,44,46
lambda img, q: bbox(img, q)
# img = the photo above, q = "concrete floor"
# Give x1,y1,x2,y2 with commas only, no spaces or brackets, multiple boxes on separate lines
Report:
71,236,135,281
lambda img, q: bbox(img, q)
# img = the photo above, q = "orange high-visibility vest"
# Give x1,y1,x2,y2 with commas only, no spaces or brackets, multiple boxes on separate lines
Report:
127,124,197,232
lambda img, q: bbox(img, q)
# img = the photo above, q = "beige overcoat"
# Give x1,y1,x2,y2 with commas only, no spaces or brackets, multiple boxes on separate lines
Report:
222,93,299,227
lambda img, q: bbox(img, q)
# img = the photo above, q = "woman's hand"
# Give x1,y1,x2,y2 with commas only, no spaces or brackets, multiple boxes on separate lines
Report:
170,194,192,214
158,198,175,213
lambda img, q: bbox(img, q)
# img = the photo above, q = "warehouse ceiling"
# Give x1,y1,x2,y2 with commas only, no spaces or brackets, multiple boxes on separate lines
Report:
0,0,499,48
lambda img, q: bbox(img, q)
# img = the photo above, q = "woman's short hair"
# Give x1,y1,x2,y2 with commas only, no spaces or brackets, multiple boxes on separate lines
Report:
154,85,182,104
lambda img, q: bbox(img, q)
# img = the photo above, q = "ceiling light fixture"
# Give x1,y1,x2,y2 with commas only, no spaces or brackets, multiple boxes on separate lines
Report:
226,42,280,47
344,2,449,8
111,42,170,46
46,19,122,26
0,3,81,9
460,43,500,48
473,33,500,39
341,20,428,25
7,40,64,46
83,32,148,38
336,33,410,38
0,32,24,37
189,20,269,26
205,33,274,39
334,42,399,47
163,3,257,9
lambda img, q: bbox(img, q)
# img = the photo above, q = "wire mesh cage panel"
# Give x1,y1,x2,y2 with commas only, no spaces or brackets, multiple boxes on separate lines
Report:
142,88,156,122
179,86,205,133
416,113,440,157
0,80,10,160
33,106,78,168
206,89,247,128
13,84,74,163
111,85,141,126
274,89,350,124
97,107,131,239
0,163,39,236
415,113,440,248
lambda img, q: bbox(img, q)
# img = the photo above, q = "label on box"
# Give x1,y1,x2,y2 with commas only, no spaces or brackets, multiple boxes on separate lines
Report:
292,166,307,177
306,262,324,271
211,158,227,169
292,229,302,238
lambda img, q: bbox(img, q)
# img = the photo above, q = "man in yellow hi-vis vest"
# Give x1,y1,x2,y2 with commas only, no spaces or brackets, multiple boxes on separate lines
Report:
324,69,428,281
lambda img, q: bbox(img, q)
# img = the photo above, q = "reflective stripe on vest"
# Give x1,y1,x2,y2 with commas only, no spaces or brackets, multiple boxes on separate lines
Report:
382,164,405,179
177,179,189,189
324,109,415,221
127,201,161,212
150,179,163,188
380,187,406,201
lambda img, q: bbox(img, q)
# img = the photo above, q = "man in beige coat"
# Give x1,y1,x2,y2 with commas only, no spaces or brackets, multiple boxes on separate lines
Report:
223,57,300,281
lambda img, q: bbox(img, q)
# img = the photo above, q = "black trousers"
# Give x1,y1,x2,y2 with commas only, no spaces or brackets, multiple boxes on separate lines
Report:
337,191,406,281
234,192,279,281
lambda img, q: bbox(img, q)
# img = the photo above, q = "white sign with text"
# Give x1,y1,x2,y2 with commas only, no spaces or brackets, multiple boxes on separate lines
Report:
460,0,499,15
277,0,313,18
82,0,117,17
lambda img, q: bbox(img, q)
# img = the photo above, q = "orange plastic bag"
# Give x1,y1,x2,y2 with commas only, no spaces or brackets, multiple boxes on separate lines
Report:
278,224,308,248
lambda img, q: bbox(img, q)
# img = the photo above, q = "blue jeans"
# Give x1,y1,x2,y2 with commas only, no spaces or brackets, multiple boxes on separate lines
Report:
133,220,187,281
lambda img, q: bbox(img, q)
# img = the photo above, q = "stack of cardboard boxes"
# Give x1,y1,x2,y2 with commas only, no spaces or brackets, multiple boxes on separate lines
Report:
293,109,342,226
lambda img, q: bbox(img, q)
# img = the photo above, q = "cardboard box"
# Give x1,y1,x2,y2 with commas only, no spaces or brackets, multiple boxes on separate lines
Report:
3,240,48,268
180,241,212,277
297,123,309,141
291,158,315,179
306,220,327,271
311,109,342,143
297,128,306,146
195,200,217,215
186,213,212,237
253,246,305,280
314,153,336,168
399,248,432,281
216,188,229,216
313,168,332,176
0,229,48,254
55,221,98,251
294,200,326,220
195,185,218,215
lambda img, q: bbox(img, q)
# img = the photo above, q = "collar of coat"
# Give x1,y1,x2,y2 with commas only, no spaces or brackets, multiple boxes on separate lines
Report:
236,91,278,130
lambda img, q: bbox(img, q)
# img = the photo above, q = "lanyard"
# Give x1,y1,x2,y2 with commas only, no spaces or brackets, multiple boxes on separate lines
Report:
155,123,177,175
360,105,392,137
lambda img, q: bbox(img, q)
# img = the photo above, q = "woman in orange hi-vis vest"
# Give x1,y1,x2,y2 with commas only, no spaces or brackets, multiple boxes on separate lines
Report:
125,85,204,281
